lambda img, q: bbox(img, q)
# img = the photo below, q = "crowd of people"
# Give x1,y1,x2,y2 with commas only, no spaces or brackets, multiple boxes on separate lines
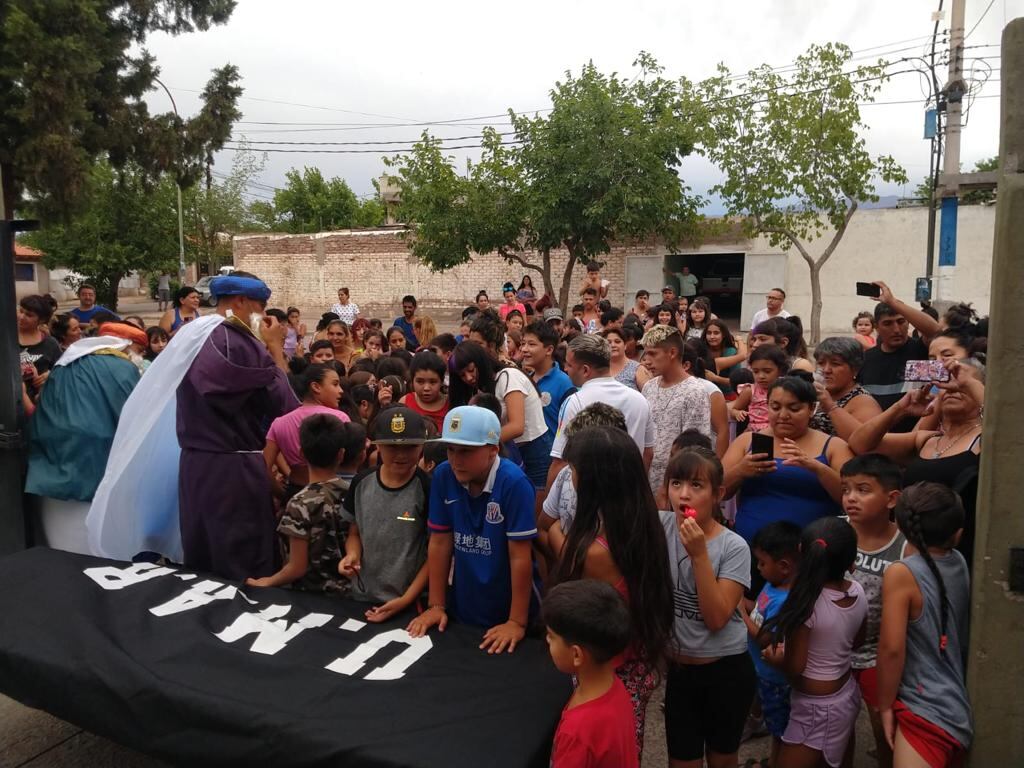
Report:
15,263,989,768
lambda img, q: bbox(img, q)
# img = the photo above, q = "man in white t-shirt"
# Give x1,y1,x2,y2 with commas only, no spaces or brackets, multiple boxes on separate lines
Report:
748,287,791,330
665,265,700,299
542,335,655,503
329,287,360,326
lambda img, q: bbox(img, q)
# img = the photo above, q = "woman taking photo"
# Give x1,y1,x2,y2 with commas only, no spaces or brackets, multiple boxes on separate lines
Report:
848,351,984,570
604,327,651,391
701,319,745,398
451,325,552,488
159,286,200,335
722,374,853,559
808,336,882,440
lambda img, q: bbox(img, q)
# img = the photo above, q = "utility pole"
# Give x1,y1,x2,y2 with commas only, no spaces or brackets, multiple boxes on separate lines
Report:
936,0,966,301
966,16,1024,766
153,77,187,284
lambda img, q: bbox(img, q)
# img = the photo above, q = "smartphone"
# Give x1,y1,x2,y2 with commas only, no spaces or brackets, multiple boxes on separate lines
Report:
856,282,882,298
904,359,951,383
750,432,774,461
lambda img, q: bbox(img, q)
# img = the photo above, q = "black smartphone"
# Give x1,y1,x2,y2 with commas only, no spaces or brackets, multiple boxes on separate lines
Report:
856,282,882,298
750,432,774,460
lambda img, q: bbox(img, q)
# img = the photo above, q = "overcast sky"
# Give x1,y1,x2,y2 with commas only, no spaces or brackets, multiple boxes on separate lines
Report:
143,0,1019,212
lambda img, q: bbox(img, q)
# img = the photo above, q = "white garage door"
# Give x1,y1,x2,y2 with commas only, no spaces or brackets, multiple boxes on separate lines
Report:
625,256,664,308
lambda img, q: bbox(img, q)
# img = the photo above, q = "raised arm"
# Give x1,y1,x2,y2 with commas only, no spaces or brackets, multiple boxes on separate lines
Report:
847,391,930,462
873,281,941,342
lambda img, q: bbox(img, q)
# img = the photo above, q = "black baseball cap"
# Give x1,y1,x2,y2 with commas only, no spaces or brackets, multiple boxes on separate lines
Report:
371,406,429,445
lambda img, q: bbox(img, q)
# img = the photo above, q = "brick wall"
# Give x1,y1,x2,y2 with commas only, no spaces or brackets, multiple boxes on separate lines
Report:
232,228,668,322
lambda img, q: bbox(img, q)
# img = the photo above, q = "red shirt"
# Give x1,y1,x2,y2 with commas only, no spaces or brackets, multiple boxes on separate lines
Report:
551,676,638,768
399,392,449,433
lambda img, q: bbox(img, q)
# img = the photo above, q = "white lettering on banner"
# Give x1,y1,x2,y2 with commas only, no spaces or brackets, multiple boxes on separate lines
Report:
325,629,433,681
150,580,238,617
84,562,176,590
340,618,366,632
214,605,333,655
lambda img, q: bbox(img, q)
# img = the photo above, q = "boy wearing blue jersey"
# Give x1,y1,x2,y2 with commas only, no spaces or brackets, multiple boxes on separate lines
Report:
407,406,540,653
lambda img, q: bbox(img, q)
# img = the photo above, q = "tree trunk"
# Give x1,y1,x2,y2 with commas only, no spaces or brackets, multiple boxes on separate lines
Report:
557,246,580,312
808,263,823,346
540,249,555,302
101,272,122,313
0,162,16,221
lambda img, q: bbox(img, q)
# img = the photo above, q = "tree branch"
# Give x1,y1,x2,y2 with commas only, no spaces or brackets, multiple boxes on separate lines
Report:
815,198,858,268
498,246,544,274
753,214,814,268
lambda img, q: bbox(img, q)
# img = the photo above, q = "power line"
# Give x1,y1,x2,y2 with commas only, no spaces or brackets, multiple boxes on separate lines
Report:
230,132,515,146
964,0,998,40
222,140,526,154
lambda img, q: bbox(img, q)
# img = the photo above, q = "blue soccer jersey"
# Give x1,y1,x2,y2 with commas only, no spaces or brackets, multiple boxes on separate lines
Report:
428,457,540,628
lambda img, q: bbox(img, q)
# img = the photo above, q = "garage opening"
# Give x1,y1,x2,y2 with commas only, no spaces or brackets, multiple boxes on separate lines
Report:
663,252,746,328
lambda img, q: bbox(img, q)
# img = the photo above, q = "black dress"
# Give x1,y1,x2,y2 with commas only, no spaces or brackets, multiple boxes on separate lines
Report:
902,434,981,571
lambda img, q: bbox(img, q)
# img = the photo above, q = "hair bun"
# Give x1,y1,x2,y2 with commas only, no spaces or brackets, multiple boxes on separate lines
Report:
788,370,815,384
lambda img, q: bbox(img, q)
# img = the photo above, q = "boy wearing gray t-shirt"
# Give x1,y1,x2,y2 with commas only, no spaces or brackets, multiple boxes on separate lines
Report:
340,406,431,623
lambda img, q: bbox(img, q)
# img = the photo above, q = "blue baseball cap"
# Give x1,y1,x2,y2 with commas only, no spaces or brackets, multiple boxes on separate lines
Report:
441,406,501,447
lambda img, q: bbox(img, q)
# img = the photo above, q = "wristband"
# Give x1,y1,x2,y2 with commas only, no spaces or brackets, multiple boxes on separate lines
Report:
508,618,526,629
428,604,446,612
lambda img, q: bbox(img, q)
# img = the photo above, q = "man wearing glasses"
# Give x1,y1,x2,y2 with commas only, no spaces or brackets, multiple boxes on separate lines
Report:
749,288,790,330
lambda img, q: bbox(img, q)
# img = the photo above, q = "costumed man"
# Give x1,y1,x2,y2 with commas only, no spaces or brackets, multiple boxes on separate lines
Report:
26,322,145,553
177,273,297,579
87,273,297,578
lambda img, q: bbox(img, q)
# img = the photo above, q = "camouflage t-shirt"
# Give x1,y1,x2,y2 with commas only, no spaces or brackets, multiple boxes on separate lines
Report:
277,477,350,594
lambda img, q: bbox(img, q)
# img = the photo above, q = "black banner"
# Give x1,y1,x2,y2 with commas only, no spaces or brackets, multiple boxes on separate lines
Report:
0,548,569,767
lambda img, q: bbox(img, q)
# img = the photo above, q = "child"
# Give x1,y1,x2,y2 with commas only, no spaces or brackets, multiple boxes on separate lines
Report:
730,344,788,433
339,407,431,624
407,406,540,654
743,521,801,767
545,580,639,768
337,422,368,485
419,439,447,475
246,414,350,593
400,350,449,432
877,482,972,768
841,454,906,768
264,363,350,501
145,326,169,361
761,516,867,768
661,447,755,768
852,311,876,349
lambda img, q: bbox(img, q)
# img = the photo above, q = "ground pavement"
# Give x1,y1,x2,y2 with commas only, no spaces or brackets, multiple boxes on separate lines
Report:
1,687,878,767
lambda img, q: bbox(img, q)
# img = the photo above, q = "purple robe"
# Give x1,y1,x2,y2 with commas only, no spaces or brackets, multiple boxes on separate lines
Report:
176,322,298,579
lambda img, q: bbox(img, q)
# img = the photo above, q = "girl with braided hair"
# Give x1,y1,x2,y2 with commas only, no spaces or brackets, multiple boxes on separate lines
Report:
876,482,972,767
758,516,867,768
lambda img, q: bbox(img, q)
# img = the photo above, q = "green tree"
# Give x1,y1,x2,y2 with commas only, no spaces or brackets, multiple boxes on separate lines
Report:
272,168,359,232
914,156,997,205
387,54,702,310
0,0,240,219
689,43,908,343
27,160,180,310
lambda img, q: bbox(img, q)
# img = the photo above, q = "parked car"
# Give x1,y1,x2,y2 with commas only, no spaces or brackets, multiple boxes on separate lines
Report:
195,275,218,307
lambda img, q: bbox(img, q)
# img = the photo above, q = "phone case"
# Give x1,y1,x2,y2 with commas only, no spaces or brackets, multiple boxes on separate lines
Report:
904,360,951,383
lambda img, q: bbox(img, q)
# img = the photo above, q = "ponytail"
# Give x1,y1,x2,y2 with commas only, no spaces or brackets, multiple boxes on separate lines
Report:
761,517,857,644
895,482,965,654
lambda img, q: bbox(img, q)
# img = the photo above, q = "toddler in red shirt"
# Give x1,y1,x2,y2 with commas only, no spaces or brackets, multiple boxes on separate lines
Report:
544,580,639,768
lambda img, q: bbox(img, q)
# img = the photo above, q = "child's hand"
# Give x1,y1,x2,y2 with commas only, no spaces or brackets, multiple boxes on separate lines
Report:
678,517,707,559
761,643,785,668
338,554,361,578
365,599,406,624
732,409,748,422
480,621,525,654
880,707,896,749
377,382,393,407
245,576,272,588
407,606,447,637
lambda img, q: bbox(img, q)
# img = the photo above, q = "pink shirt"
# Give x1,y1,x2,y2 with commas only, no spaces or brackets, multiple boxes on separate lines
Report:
499,302,527,320
266,404,349,468
802,579,867,681
739,383,771,432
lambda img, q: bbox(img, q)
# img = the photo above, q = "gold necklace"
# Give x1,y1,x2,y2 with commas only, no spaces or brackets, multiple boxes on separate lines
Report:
932,421,982,458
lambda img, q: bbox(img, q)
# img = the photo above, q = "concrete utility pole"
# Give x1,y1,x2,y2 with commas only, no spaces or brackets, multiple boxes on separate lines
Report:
966,16,1024,767
935,0,966,300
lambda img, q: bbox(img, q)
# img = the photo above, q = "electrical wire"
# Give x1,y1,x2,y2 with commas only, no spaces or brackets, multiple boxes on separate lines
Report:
964,0,998,40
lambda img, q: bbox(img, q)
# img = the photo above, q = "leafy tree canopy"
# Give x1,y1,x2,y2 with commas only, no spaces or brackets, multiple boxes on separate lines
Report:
0,0,240,219
386,53,703,309
687,42,908,342
264,167,384,232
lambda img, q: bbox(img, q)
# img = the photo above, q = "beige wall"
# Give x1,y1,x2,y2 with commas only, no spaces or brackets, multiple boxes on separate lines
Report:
233,206,995,334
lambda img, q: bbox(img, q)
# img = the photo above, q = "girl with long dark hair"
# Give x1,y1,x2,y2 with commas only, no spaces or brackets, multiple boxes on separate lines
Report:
877,483,972,767
760,516,867,768
550,425,674,761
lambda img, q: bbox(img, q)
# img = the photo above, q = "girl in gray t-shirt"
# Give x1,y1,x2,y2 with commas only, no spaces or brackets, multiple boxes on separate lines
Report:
660,447,755,766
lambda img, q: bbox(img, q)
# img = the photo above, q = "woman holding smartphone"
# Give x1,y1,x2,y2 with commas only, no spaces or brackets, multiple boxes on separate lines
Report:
848,350,984,570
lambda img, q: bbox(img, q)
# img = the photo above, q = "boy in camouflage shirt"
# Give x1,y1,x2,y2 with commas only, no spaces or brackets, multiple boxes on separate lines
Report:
246,414,352,593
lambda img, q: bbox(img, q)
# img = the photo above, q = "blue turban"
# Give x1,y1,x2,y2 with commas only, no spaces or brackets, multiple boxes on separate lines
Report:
210,275,272,302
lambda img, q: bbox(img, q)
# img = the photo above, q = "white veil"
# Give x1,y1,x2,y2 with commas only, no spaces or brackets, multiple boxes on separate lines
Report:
86,314,224,561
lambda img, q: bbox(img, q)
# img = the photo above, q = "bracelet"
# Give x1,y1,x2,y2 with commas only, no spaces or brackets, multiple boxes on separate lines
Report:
508,618,526,629
428,604,446,612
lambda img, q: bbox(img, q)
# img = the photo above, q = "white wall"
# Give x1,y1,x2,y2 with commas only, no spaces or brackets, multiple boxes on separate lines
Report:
753,206,994,335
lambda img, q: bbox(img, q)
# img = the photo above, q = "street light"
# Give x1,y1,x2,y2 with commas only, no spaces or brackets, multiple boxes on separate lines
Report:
152,77,187,283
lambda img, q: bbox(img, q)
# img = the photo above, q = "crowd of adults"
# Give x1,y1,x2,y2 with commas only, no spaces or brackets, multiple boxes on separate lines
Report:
15,262,988,768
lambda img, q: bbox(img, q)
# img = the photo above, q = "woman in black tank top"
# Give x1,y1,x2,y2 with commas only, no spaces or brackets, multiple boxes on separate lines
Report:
848,352,984,569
